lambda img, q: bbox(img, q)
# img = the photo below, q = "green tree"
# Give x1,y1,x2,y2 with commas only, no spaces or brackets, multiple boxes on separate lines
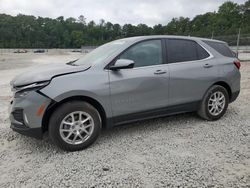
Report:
71,31,84,47
0,0,249,48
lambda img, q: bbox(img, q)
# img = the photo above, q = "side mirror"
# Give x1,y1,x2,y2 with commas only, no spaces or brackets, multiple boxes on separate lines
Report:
109,59,134,71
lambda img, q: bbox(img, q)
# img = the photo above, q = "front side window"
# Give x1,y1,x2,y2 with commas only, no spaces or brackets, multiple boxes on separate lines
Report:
119,40,163,68
167,39,209,63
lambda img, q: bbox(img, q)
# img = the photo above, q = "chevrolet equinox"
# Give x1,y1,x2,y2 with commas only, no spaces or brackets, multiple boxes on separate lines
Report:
9,36,241,151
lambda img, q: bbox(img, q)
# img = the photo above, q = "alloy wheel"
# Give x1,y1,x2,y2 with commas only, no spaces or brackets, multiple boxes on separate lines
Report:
59,111,94,145
208,91,226,116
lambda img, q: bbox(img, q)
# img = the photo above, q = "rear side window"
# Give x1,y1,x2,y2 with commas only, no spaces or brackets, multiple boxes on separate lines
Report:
166,39,209,63
203,40,235,57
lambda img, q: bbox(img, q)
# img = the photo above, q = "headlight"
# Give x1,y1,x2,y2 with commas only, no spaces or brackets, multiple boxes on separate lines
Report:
13,81,50,98
15,90,31,98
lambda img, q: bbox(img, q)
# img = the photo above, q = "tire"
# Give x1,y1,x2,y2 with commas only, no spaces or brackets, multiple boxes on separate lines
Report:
49,101,101,151
198,85,229,121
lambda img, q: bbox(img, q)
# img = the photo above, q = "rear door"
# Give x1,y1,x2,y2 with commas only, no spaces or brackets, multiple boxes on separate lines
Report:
108,39,170,122
166,38,218,107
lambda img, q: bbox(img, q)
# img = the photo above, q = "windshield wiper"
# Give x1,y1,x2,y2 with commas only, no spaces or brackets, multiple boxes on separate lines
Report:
66,59,79,66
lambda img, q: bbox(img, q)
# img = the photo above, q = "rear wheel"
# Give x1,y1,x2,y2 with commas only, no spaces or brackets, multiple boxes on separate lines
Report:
198,85,229,121
49,101,101,151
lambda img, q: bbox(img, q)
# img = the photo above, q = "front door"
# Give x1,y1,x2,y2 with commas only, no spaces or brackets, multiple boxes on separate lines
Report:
108,39,170,123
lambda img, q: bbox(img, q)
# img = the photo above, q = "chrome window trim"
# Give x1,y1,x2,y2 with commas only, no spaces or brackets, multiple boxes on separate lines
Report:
107,44,213,72
120,63,169,71
106,38,214,71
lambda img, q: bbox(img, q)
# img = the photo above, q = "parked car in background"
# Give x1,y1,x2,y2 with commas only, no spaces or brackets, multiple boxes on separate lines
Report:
9,36,241,151
14,49,28,53
34,49,45,53
71,49,82,53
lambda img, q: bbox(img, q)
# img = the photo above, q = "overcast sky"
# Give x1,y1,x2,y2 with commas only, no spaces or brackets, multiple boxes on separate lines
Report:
0,0,247,26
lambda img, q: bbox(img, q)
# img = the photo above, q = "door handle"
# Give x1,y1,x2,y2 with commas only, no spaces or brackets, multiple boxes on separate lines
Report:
154,70,167,75
203,63,213,68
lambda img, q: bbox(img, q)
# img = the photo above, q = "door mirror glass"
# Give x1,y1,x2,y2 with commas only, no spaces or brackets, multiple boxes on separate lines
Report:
109,59,135,70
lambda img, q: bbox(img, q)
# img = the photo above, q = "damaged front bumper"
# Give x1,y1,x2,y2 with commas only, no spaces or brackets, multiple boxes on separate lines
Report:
9,90,51,139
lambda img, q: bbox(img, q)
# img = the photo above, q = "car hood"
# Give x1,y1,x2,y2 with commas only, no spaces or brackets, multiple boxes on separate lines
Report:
10,63,90,87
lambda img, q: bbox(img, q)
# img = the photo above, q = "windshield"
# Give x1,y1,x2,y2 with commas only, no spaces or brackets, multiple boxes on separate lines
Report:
74,39,129,66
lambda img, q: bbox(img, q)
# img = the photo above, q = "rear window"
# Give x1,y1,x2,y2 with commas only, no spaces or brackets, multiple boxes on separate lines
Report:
166,39,210,63
203,40,235,57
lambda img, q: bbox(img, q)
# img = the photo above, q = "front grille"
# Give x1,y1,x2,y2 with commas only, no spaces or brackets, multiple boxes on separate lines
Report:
12,109,24,124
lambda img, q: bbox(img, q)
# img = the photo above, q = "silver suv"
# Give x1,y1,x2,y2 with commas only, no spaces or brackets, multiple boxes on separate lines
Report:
9,36,241,151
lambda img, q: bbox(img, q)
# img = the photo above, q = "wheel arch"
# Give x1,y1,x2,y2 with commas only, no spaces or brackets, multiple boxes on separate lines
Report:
42,95,107,133
212,81,232,100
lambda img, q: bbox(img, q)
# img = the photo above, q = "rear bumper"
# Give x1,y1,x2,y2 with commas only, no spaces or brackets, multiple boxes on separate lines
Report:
10,123,43,139
230,90,240,103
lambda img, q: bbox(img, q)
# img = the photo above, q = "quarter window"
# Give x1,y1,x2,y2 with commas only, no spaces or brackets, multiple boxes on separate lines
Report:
167,39,209,63
119,40,163,68
203,40,235,57
197,43,210,59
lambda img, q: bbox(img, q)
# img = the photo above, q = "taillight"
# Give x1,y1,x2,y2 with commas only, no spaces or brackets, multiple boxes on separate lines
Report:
234,60,241,69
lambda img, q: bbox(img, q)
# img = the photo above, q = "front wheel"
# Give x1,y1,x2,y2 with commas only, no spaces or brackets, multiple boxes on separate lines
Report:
198,85,229,121
49,101,101,151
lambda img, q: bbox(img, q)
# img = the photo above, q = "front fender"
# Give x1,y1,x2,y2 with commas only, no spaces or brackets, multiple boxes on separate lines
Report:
39,70,112,118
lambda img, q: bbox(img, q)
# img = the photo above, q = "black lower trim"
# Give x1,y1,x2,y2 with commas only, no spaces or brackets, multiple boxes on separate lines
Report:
11,123,43,139
112,101,200,127
230,90,240,103
12,109,24,124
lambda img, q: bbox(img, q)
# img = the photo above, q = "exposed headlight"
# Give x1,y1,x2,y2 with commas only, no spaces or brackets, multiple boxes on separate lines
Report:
15,90,31,98
13,81,50,98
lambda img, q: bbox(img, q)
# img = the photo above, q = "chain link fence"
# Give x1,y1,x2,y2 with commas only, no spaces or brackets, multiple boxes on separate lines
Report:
212,34,250,61
213,34,249,46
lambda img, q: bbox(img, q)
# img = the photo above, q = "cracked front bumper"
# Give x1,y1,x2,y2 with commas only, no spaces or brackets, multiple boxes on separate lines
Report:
9,91,51,139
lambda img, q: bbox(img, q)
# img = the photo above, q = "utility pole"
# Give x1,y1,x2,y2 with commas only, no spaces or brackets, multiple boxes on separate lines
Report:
236,28,241,56
211,31,214,39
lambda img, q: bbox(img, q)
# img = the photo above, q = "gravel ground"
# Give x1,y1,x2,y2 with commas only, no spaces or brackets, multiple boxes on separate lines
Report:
0,53,249,188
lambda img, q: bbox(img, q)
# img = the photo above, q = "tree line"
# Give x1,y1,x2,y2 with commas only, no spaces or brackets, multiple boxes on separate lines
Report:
0,0,250,48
